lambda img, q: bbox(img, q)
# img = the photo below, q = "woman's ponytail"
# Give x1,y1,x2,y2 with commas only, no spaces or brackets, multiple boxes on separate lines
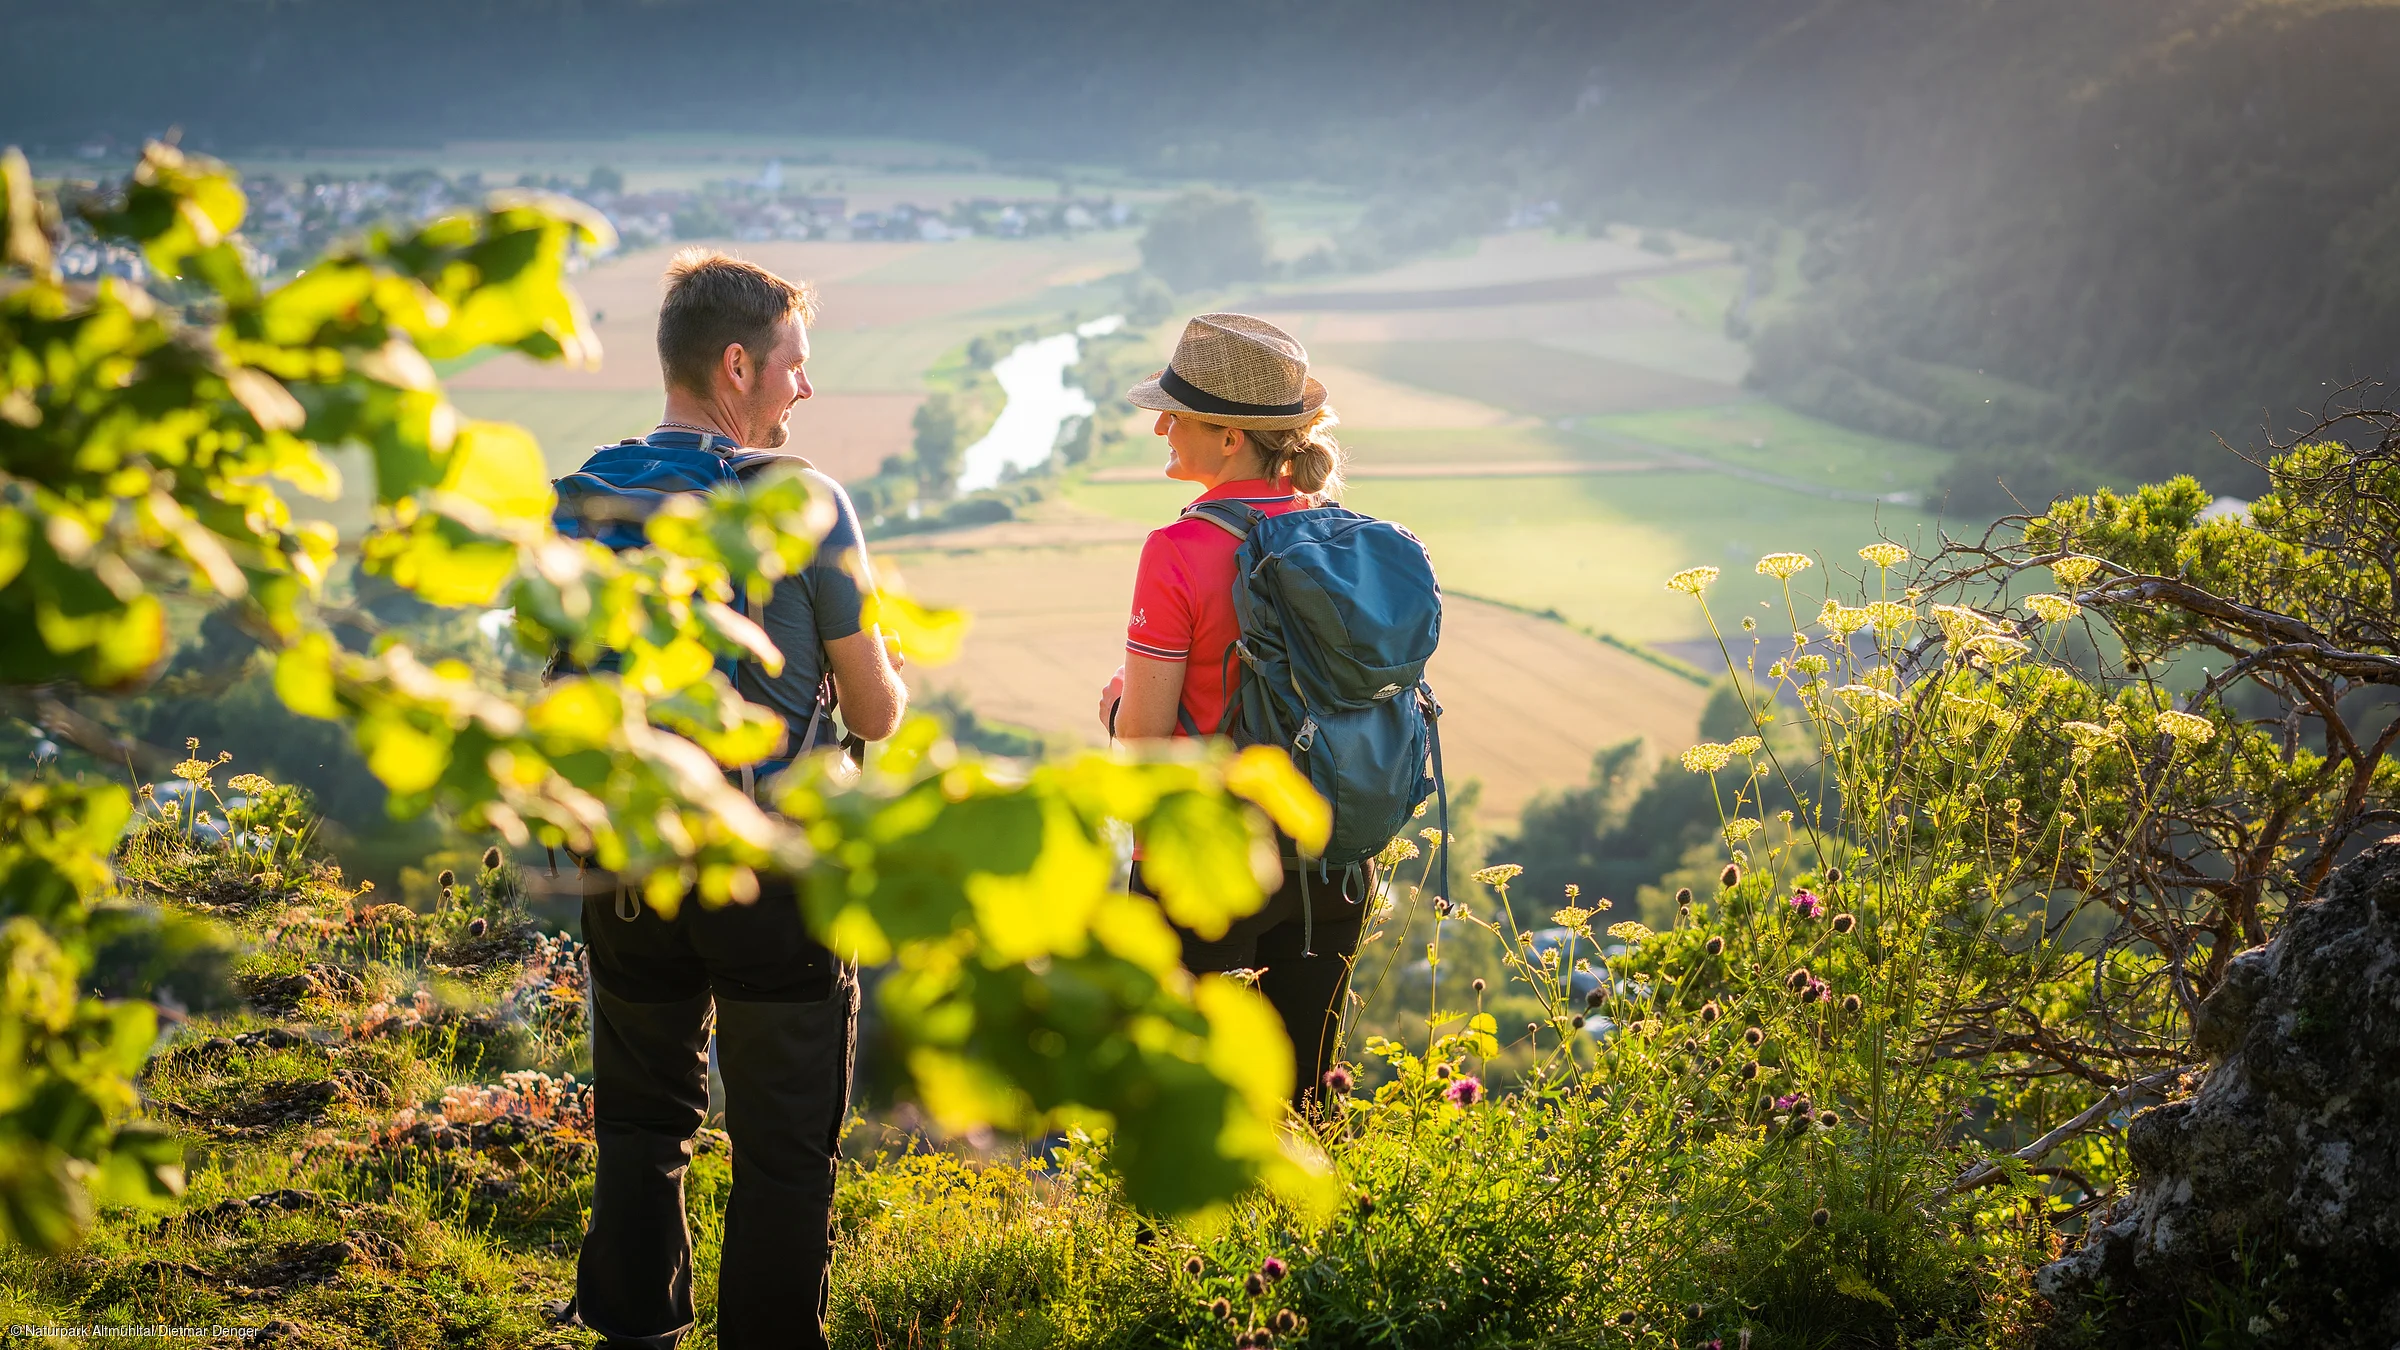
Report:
1244,406,1346,500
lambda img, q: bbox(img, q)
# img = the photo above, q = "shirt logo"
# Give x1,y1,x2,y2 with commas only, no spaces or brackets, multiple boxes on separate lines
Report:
1129,607,1148,628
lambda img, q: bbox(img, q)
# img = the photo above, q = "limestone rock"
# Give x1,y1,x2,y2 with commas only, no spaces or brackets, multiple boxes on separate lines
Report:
2038,834,2400,1345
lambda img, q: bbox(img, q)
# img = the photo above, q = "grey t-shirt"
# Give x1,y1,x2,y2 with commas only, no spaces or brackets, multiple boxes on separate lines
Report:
736,466,872,751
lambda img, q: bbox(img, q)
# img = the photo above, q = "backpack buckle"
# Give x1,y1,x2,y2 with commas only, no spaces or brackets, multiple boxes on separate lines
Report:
1293,717,1318,753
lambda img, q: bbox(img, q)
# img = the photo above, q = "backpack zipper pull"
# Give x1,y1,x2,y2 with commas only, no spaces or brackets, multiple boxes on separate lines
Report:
1293,717,1318,753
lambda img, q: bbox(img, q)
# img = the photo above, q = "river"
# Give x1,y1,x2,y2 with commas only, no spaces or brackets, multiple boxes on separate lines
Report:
955,314,1125,493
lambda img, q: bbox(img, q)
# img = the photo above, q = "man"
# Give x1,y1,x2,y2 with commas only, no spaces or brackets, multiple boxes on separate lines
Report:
565,249,906,1350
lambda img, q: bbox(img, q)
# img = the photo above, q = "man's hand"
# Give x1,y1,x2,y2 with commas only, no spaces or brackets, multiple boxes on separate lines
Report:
1098,665,1125,736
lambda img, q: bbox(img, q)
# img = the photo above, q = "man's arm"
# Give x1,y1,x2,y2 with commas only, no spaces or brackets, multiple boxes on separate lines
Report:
827,627,907,741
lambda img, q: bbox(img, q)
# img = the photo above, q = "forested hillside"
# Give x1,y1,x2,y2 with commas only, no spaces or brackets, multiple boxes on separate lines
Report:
9,0,2399,499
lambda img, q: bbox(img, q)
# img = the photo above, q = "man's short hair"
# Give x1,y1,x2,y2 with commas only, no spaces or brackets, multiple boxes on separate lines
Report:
656,248,819,394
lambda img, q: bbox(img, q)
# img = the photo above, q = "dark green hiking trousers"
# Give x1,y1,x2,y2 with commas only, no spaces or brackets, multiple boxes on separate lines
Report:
573,873,855,1350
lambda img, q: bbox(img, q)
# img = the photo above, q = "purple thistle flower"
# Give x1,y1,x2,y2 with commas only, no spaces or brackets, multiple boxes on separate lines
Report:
1322,1065,1353,1095
1261,1256,1287,1282
1774,1094,1799,1111
1788,888,1823,919
1444,1076,1484,1106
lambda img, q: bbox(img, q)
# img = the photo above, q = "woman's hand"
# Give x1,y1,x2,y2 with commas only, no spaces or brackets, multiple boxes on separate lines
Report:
1097,665,1126,736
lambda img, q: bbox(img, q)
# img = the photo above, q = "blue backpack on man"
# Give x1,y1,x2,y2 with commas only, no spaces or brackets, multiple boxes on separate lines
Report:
1185,498,1450,944
548,430,839,784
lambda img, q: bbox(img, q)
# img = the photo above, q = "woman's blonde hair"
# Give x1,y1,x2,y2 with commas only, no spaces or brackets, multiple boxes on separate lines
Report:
1241,406,1346,498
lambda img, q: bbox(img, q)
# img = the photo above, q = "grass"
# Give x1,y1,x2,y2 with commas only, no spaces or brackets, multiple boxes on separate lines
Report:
1582,400,1955,490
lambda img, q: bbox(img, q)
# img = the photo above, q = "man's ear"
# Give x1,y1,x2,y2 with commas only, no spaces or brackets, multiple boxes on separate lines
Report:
721,340,750,393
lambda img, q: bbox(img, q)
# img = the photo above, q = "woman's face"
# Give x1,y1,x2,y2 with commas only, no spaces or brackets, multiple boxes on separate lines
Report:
1157,411,1250,485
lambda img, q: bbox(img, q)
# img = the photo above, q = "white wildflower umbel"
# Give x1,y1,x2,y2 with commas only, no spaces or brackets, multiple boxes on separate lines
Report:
2024,593,2082,624
1866,601,1916,635
1680,742,1735,774
1818,600,1872,638
1832,684,1905,718
1666,566,1720,596
1931,604,2000,647
1756,552,1814,581
1958,632,2030,667
1472,864,1524,888
2155,709,2217,749
2049,556,2100,591
1940,692,1997,740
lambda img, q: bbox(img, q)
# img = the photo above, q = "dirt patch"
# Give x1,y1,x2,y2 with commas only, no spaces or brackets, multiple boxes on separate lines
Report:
241,962,367,1013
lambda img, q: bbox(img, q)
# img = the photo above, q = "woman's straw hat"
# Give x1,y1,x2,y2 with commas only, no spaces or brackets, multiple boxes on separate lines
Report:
1126,312,1327,430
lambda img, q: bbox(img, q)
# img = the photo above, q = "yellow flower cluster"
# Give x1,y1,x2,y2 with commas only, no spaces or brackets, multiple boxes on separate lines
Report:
1728,735,1763,756
1552,906,1592,931
1793,654,1831,678
1607,921,1656,945
1472,863,1524,888
1868,601,1916,634
1833,684,1905,717
1756,552,1814,580
1818,600,1873,638
1958,633,2030,667
2060,721,2118,748
1377,835,1421,866
1931,604,2000,647
1941,692,1997,739
2155,709,2216,746
1858,541,1910,569
2049,556,2100,590
227,773,273,796
1680,742,1736,773
1666,565,1720,596
1722,817,1764,844
2025,593,2083,624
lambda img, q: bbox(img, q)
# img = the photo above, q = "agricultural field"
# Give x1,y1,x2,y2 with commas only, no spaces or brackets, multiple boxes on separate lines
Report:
1070,228,1952,688
877,503,1713,823
244,141,1951,823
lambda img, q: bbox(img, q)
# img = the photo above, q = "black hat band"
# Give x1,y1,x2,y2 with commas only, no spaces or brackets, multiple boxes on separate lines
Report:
1159,364,1307,418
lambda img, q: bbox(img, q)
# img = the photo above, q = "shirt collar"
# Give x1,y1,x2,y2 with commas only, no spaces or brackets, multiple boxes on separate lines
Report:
1193,476,1299,505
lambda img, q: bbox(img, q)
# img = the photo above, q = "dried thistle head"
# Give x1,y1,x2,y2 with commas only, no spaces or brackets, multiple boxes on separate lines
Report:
437,869,456,890
1703,936,1725,956
1719,863,1741,889
1744,1026,1764,1047
482,846,503,871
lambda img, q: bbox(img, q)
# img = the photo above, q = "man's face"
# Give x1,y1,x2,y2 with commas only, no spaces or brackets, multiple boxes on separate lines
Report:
736,315,812,448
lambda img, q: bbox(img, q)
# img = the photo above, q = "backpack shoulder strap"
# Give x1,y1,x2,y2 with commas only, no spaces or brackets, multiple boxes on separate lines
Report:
1183,498,1259,542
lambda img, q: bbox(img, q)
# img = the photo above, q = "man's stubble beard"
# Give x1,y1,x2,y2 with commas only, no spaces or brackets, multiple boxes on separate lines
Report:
752,400,794,449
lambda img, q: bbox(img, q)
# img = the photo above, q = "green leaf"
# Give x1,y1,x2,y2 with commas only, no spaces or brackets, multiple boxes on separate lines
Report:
863,590,970,668
360,716,450,795
274,631,341,720
1135,790,1271,940
438,419,554,523
1223,744,1330,856
1467,1011,1501,1058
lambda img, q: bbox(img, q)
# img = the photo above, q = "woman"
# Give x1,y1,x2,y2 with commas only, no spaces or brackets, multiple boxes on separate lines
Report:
1096,311,1360,1110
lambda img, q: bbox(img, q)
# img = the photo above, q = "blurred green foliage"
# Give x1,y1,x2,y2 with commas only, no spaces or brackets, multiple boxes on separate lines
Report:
0,141,1335,1242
